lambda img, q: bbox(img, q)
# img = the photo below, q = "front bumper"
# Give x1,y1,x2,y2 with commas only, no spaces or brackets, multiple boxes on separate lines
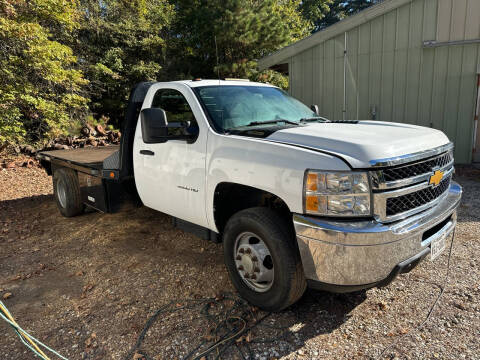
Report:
294,181,462,292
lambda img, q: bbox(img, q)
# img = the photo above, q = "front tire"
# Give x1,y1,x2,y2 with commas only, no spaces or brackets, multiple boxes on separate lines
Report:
53,168,84,217
223,207,306,311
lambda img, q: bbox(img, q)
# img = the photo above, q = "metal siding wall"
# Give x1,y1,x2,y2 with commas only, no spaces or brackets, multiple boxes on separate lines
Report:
393,5,410,123
346,27,359,119
433,0,479,163
334,34,345,120
324,39,336,119
437,0,480,41
287,0,479,163
357,22,371,119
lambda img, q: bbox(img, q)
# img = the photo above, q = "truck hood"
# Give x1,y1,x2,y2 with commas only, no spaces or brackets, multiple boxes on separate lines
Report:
266,121,451,168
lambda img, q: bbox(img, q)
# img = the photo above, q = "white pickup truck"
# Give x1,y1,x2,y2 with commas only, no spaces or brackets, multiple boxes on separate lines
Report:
38,80,462,311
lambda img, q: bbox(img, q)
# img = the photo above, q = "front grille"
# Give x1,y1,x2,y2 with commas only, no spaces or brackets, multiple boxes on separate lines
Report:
382,151,453,182
386,176,451,216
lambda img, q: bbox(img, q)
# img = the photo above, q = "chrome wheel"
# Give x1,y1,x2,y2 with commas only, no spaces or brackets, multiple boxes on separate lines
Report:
234,232,274,292
57,179,67,208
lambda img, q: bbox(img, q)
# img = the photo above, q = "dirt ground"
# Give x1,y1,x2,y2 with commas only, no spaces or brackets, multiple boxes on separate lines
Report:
0,164,479,360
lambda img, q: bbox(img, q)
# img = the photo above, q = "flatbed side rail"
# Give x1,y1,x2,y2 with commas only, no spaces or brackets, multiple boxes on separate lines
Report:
37,152,101,177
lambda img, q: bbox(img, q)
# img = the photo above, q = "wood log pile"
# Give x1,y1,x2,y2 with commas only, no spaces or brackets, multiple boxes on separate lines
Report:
1,124,121,169
44,124,121,151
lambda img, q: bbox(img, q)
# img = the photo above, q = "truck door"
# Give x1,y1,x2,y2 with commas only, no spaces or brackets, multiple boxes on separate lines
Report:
133,84,208,227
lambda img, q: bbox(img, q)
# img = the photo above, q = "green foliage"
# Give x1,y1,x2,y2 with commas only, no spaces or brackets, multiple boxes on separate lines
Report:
316,0,379,31
0,0,88,145
1,0,337,145
251,69,289,90
73,0,175,126
168,0,312,81
299,0,333,28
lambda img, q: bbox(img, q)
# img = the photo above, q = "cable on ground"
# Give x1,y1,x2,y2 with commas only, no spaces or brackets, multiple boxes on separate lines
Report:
377,229,456,359
0,300,69,360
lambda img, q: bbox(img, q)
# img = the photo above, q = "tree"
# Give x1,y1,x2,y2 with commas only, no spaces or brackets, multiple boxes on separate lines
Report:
316,0,380,31
73,0,175,126
167,0,316,88
299,0,333,27
0,0,88,145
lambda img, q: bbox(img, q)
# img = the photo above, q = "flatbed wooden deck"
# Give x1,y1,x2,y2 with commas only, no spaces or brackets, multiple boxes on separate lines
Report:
39,146,119,171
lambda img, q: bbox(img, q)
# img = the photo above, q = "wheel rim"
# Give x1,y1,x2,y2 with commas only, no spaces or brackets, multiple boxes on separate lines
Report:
233,232,274,293
57,179,67,208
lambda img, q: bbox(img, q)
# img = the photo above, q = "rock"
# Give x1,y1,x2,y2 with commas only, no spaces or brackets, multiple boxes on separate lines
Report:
454,302,467,311
54,143,69,150
22,160,34,168
2,292,12,299
24,145,35,154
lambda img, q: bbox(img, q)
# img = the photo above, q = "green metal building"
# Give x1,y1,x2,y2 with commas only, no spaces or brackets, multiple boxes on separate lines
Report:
259,0,480,164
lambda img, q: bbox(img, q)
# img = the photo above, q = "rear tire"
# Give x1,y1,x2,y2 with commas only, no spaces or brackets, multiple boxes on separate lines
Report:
223,207,306,311
53,168,84,217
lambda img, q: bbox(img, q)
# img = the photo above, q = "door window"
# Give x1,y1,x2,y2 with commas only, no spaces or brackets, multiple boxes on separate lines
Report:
152,89,197,125
151,88,198,138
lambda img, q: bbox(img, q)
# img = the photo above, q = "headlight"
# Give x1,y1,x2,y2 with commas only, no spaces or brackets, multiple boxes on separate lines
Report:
304,170,371,216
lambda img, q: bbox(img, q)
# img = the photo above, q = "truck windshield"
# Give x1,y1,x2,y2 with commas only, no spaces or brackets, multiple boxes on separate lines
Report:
194,85,317,132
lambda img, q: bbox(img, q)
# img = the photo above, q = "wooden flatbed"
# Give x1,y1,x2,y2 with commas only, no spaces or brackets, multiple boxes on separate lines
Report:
37,146,120,175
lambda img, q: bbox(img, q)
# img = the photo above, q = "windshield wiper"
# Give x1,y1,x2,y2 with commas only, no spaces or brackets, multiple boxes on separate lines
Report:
299,116,331,123
245,119,299,127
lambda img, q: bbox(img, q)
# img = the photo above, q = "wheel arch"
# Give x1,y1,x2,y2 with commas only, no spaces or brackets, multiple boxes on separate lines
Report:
213,182,293,235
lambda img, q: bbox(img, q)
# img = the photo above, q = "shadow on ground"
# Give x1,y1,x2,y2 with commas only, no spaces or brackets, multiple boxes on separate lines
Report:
1,193,366,360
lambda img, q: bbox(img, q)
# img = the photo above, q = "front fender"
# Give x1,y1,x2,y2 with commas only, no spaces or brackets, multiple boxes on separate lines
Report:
205,132,350,232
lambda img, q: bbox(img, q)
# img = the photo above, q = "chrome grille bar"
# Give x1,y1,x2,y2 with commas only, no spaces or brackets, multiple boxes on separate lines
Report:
369,142,453,168
371,155,453,190
370,145,455,223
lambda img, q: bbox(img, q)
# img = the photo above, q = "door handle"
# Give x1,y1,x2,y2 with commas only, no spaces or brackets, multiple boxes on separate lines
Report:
140,150,155,156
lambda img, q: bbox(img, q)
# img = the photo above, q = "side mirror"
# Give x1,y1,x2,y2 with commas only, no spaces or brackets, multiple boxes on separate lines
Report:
140,108,168,143
311,104,320,115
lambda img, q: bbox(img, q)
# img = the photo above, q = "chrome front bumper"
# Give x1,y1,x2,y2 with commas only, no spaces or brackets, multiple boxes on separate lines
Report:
294,181,462,290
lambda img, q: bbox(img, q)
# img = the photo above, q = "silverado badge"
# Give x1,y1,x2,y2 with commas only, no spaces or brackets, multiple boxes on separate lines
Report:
429,170,444,187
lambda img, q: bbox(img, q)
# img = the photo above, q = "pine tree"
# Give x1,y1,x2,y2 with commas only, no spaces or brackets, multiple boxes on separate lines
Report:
166,0,315,86
315,0,380,31
72,0,175,126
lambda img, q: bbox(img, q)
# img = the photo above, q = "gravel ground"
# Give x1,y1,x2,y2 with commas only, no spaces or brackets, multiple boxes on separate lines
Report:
0,163,479,360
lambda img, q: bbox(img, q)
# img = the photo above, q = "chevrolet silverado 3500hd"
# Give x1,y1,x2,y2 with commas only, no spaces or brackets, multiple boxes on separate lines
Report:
38,80,462,311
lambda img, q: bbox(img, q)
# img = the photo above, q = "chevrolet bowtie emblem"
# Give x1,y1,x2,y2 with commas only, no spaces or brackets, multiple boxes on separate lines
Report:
429,170,444,186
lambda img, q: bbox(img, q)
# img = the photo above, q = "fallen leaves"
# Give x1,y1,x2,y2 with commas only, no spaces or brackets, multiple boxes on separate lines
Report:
235,331,252,343
0,163,52,201
377,301,388,311
81,284,95,298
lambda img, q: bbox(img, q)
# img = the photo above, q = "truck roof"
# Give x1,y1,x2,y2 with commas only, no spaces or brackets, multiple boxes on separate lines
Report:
168,79,275,88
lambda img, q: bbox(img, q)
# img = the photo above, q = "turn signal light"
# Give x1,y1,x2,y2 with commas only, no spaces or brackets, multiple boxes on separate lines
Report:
305,195,319,212
306,173,318,191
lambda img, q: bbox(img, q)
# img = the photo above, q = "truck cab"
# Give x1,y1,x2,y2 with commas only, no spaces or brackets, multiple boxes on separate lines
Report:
38,80,462,311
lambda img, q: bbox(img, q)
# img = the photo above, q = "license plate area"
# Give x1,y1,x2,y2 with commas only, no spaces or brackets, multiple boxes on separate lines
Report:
430,233,447,261
422,215,451,243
